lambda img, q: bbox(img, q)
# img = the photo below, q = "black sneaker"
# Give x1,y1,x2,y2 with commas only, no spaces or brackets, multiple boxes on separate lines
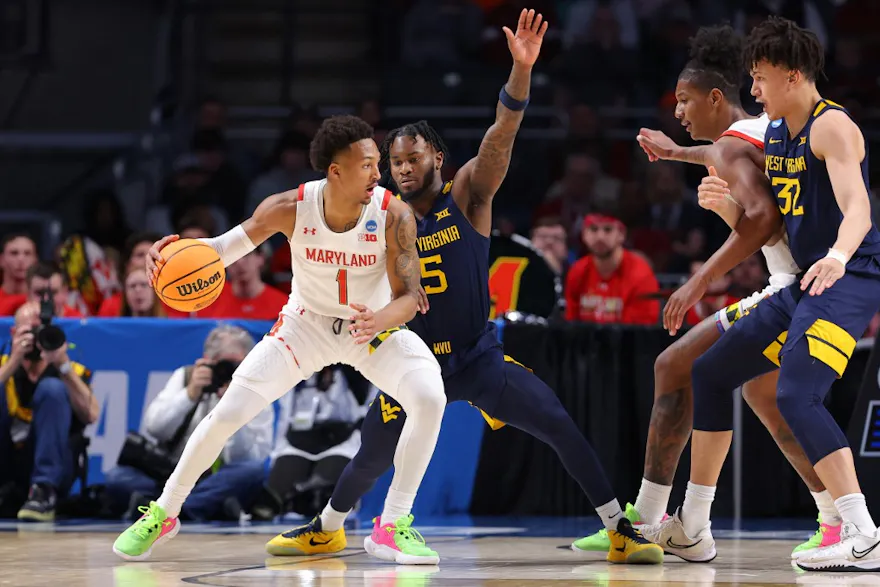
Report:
17,483,57,522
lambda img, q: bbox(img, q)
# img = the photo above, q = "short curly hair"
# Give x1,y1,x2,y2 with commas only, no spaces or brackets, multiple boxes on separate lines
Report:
744,16,825,82
309,115,375,173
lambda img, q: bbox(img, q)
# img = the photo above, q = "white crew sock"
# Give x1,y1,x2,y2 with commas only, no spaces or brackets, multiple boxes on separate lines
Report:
811,490,842,526
381,488,416,527
681,481,716,538
596,499,624,531
633,478,672,525
319,502,350,532
835,493,877,534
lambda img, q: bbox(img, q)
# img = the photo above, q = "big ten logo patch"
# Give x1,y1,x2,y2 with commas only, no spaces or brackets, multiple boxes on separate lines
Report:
84,370,173,475
860,400,880,457
359,233,378,242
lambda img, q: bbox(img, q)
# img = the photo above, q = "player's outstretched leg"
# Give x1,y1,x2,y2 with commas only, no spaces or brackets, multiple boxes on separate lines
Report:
574,318,718,552
740,371,842,558
490,360,662,564
267,394,404,556
114,339,300,561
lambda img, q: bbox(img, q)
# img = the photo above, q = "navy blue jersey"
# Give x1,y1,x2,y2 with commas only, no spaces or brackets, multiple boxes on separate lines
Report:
764,99,880,277
405,181,494,374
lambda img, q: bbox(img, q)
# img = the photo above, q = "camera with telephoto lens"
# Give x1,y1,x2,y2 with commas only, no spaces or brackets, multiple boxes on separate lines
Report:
25,289,66,360
202,359,239,395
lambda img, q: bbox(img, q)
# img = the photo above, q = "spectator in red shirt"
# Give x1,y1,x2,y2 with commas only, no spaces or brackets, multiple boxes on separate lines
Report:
23,262,83,318
119,267,166,317
204,250,288,320
97,231,161,317
0,233,38,316
564,213,660,325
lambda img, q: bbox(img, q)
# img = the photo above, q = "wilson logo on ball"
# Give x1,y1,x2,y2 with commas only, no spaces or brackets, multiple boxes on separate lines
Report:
175,271,222,297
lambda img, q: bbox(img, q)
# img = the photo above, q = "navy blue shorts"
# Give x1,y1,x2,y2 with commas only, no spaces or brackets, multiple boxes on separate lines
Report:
731,272,880,377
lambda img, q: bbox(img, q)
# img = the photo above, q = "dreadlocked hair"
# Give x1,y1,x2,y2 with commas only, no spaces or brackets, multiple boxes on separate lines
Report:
379,120,450,172
309,115,374,173
679,24,743,103
744,16,825,82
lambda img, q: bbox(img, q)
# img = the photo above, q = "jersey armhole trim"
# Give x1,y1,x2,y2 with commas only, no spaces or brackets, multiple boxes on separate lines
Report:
381,189,392,210
720,130,764,150
297,184,305,201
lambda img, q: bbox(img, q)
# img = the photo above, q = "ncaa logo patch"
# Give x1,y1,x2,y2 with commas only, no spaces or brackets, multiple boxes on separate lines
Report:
770,118,783,128
366,220,377,233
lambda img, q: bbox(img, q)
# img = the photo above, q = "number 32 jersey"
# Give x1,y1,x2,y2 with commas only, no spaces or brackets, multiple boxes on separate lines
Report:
764,99,880,276
285,180,393,320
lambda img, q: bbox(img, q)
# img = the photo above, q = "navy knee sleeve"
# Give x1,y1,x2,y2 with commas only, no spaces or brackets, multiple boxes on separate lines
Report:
692,352,735,432
776,338,848,464
329,393,404,512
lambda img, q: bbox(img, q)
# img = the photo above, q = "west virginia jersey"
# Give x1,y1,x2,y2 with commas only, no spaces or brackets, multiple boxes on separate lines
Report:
406,180,498,377
764,99,880,277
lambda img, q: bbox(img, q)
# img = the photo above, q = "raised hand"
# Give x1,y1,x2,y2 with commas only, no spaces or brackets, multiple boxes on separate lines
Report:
503,8,548,67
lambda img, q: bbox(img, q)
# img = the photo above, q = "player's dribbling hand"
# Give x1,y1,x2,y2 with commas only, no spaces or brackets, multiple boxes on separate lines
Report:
146,234,180,287
417,285,429,314
801,257,845,296
503,8,548,67
636,129,680,162
697,167,733,211
349,303,378,345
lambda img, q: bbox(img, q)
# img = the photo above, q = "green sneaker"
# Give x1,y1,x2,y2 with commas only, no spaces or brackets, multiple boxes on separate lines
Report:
364,514,440,565
571,503,644,552
791,516,842,559
112,501,180,561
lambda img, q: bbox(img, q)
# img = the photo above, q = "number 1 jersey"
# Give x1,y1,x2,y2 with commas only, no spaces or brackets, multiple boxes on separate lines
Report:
285,180,393,320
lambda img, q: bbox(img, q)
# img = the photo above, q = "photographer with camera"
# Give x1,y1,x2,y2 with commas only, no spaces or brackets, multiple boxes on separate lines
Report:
104,324,273,521
0,301,97,521
24,262,83,318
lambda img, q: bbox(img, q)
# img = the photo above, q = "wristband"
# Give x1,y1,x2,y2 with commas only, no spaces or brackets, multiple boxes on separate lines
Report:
499,86,529,111
826,248,848,265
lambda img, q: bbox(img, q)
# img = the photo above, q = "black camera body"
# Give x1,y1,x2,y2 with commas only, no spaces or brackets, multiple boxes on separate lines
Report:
25,289,66,360
202,359,239,395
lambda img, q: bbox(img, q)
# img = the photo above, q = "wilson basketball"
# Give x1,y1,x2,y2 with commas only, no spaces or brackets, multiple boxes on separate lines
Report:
153,239,225,312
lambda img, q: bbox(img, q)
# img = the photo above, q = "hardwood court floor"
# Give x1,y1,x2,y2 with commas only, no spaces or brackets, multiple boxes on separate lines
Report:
2,518,879,586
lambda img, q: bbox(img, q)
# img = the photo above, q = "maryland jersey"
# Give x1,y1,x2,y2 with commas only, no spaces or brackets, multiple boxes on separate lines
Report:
285,180,393,320
406,181,494,374
721,113,801,281
764,99,880,276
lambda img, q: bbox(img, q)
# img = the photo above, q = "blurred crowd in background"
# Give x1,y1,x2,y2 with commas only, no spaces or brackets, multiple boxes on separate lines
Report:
1,0,879,333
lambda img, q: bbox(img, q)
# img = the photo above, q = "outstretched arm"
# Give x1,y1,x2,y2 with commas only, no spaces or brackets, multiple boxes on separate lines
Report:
637,128,718,166
453,8,547,236
145,189,299,285
800,110,871,296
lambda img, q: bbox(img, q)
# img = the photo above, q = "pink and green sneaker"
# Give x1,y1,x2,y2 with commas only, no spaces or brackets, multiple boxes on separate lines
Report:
791,516,842,559
112,502,180,561
571,503,662,552
363,514,439,565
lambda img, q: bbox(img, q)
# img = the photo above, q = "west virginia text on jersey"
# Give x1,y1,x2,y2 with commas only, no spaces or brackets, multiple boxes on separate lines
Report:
764,99,880,276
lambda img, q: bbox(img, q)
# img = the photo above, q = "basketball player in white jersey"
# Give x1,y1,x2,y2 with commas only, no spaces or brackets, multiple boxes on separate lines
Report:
112,115,447,563
573,25,841,562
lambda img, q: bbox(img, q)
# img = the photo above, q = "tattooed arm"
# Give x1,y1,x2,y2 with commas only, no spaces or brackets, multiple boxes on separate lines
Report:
373,197,421,331
452,8,547,237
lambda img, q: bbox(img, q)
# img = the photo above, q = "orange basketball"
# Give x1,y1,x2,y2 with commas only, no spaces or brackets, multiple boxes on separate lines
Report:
154,239,225,312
